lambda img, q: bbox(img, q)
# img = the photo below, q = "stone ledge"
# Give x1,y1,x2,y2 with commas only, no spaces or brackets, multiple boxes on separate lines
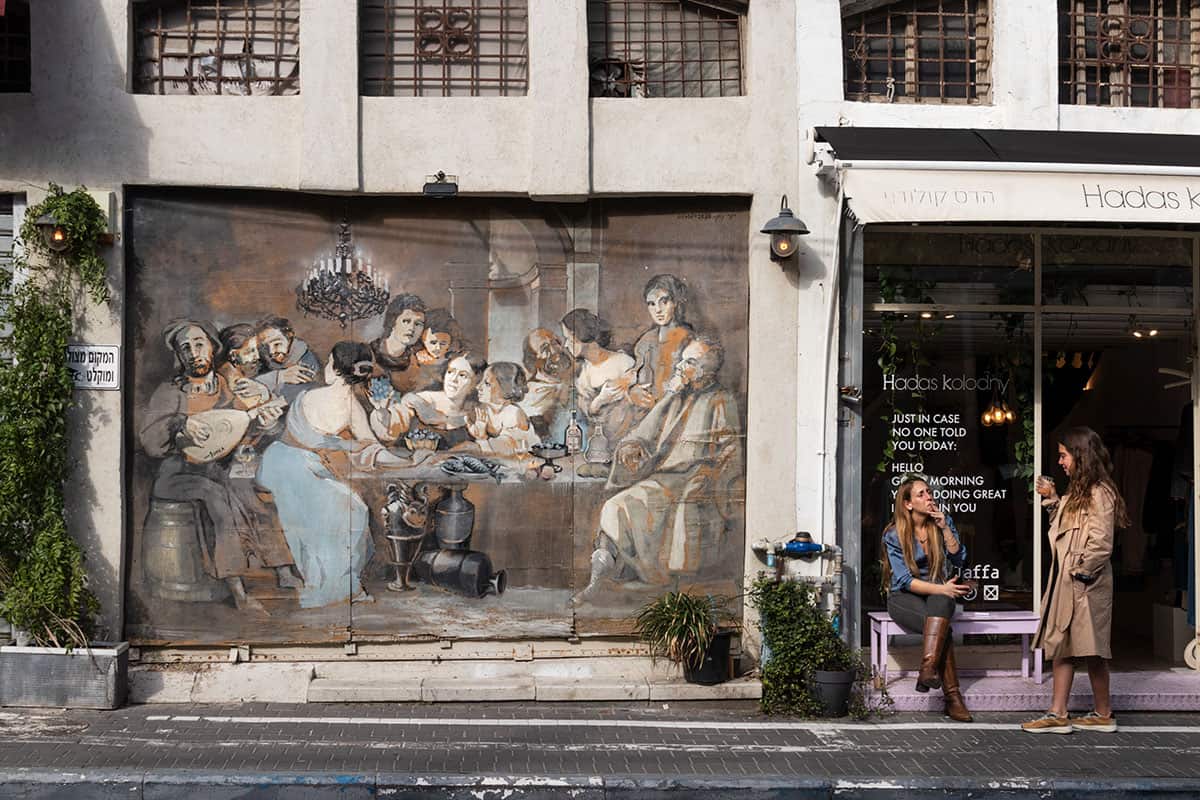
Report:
307,679,423,703
421,677,537,702
648,678,763,701
534,679,651,702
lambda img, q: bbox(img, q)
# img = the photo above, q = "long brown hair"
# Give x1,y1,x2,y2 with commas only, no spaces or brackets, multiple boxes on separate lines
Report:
1058,426,1131,527
880,477,946,593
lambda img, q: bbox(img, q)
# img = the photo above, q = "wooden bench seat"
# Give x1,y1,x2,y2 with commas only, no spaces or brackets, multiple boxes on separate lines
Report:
868,610,1044,686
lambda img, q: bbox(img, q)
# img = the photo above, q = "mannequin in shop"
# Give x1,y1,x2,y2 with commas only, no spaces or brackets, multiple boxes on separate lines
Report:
880,475,973,722
1023,427,1129,734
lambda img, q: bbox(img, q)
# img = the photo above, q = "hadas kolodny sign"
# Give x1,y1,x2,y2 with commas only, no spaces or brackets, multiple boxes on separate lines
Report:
840,168,1200,224
66,344,119,390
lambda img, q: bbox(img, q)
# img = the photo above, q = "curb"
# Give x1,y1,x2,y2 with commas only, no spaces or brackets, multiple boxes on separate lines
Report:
2,770,1199,798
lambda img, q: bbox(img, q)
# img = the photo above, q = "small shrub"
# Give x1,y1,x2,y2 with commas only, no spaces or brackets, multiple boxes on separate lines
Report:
748,576,891,718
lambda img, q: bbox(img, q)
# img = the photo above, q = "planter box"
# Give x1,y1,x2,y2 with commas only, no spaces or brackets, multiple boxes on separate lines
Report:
0,642,128,709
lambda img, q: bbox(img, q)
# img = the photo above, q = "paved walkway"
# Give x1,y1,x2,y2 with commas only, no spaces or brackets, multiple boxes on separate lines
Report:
1,702,1199,797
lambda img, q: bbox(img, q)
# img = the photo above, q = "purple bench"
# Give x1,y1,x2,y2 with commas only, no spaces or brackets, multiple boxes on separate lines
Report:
868,610,1044,686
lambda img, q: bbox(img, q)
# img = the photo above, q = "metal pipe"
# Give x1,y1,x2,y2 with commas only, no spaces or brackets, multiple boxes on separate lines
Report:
836,159,1200,177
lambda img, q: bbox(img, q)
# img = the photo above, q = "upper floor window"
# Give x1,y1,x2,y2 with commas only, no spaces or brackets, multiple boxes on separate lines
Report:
1059,0,1200,108
132,0,300,95
361,0,529,96
843,0,991,104
0,0,31,93
587,0,745,98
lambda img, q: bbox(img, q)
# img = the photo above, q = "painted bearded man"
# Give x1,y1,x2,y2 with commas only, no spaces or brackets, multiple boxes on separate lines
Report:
139,319,295,613
575,334,744,602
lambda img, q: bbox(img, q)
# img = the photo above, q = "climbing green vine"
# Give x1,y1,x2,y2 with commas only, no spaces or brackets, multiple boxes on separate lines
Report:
0,184,109,647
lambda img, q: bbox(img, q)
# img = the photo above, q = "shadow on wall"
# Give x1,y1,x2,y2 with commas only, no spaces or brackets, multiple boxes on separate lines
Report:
39,2,153,642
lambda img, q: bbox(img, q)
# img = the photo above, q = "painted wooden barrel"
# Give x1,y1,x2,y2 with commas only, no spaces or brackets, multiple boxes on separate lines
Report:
140,499,230,603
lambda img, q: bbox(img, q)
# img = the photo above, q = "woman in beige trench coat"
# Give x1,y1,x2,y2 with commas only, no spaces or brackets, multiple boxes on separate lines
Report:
1022,426,1129,735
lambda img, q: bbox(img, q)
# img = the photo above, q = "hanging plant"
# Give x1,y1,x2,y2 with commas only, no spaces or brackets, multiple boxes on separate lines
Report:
0,184,110,647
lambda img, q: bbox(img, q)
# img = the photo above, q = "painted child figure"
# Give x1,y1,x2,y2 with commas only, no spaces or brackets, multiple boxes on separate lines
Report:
468,362,540,457
411,308,462,392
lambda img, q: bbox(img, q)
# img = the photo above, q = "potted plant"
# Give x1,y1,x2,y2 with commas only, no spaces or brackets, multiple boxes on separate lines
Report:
748,576,887,718
634,590,737,685
0,184,123,708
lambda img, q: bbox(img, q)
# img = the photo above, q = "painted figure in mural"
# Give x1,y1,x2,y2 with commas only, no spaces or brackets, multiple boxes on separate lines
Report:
257,341,431,608
576,335,743,602
519,328,573,439
628,274,694,410
371,293,428,394
561,308,639,450
410,307,465,393
139,320,290,612
469,362,541,456
375,352,486,451
217,324,272,410
254,315,321,403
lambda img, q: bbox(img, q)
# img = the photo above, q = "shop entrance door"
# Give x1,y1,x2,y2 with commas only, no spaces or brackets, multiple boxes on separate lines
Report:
841,224,1198,673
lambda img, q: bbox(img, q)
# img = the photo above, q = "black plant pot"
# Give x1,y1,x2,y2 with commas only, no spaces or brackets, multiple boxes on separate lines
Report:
683,631,732,685
812,669,854,717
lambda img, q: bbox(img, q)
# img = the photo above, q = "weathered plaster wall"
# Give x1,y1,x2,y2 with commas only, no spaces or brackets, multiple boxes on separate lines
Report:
0,0,801,653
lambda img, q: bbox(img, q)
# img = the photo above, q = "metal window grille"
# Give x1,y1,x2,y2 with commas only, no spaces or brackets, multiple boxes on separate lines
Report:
133,0,300,95
586,0,745,98
843,0,991,104
361,0,529,97
1059,0,1200,108
0,195,13,274
0,1,30,93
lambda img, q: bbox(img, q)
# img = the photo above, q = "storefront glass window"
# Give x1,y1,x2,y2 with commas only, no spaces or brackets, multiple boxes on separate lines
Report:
865,231,1035,306
861,309,1035,616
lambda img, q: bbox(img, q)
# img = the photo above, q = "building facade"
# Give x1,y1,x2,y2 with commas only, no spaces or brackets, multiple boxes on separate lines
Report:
0,0,1197,700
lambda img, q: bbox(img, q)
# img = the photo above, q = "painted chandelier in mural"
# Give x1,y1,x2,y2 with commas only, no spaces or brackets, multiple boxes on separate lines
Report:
296,219,390,327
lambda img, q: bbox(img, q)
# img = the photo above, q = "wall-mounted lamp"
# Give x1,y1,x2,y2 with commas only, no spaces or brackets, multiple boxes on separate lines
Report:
35,212,70,252
423,171,458,198
760,195,809,262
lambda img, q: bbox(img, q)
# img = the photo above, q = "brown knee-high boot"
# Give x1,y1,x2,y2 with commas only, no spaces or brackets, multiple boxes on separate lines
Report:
916,616,950,692
941,642,973,722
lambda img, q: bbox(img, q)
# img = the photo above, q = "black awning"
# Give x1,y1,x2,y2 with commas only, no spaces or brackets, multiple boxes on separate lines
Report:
814,127,1200,168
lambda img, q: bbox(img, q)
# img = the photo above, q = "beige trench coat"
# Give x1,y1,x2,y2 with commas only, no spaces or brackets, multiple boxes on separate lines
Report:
1033,486,1116,660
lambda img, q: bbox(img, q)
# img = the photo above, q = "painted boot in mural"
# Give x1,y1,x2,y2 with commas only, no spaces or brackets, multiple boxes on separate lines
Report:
916,615,950,692
572,547,616,604
227,577,268,615
274,565,303,590
940,643,972,722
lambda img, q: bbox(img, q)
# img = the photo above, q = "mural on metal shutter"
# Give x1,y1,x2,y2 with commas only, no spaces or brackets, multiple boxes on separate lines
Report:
125,190,748,644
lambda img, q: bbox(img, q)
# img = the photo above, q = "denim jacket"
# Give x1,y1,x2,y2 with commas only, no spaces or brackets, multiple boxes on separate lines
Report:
883,516,968,594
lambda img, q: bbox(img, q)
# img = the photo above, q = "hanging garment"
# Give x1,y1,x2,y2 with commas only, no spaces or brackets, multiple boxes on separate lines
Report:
1113,444,1154,576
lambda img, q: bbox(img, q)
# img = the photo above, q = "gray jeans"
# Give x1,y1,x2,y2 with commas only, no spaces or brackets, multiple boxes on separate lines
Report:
887,590,956,635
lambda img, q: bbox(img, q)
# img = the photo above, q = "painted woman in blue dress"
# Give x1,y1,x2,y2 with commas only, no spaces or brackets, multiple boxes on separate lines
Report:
258,341,425,608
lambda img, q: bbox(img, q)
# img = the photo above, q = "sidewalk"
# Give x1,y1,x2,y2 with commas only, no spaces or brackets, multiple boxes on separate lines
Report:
1,701,1199,798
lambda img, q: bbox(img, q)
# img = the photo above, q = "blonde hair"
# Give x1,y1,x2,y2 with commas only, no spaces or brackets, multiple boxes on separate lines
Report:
880,478,946,593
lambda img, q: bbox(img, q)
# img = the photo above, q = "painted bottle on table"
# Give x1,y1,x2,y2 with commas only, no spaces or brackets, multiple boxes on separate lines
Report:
565,409,584,455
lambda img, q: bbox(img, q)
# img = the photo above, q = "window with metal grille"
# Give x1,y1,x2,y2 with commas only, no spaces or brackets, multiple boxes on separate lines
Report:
0,195,14,274
132,0,300,95
843,0,991,104
586,0,744,98
1059,0,1200,108
0,1,31,93
361,0,528,97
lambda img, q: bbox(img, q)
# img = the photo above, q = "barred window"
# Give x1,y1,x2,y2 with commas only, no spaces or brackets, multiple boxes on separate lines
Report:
0,195,13,274
843,0,991,104
361,0,529,97
1059,0,1200,108
586,0,745,98
0,1,30,93
132,0,300,95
